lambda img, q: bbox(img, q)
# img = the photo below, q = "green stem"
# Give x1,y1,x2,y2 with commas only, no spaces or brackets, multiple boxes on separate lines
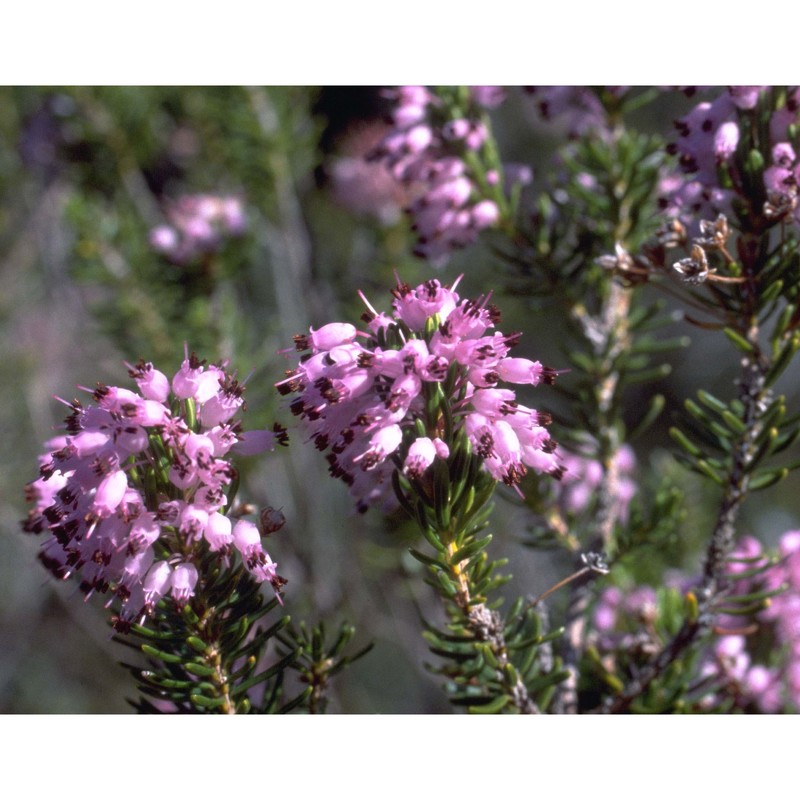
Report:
441,538,540,714
604,277,769,713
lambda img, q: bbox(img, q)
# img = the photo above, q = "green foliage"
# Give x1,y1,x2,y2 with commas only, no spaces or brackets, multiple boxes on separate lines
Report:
118,559,298,714
277,621,374,714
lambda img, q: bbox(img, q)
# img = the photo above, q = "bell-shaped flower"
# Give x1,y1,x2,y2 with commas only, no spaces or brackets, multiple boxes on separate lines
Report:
205,512,233,551
170,562,199,605
403,437,439,479
91,469,128,519
142,561,173,611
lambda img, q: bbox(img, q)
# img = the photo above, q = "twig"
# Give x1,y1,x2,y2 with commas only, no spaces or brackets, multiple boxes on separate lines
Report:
560,281,632,712
602,277,768,713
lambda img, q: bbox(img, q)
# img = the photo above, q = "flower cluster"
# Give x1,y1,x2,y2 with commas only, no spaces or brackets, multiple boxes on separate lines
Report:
22,351,287,630
557,444,637,523
327,121,408,225
764,136,800,223
278,276,562,513
702,533,800,712
592,583,660,658
592,531,800,712
368,86,512,264
660,88,758,221
661,86,800,225
524,86,626,138
150,193,246,264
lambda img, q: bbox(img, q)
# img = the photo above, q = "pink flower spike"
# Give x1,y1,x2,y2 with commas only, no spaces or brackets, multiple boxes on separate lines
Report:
26,347,288,627
281,275,560,510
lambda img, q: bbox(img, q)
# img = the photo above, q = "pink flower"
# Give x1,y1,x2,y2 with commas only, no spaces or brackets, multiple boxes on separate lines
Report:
170,563,199,605
469,86,506,109
91,469,128,519
403,437,445,479
471,200,500,229
556,443,637,522
354,424,404,471
149,225,179,253
280,276,561,511
232,519,282,598
197,381,244,427
22,350,285,628
728,86,765,110
714,121,740,161
368,87,514,265
142,561,173,610
204,512,233,551
149,193,246,264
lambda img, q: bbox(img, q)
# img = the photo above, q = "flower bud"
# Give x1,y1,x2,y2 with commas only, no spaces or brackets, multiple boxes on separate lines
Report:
260,506,286,534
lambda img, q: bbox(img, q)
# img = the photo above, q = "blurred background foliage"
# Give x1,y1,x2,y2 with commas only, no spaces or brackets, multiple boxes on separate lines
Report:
2,86,799,713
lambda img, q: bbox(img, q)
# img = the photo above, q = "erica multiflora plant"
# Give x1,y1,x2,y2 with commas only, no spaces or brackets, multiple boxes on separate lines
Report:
478,86,683,711
14,86,800,714
279,276,573,711
21,349,365,713
364,86,800,712
592,86,800,712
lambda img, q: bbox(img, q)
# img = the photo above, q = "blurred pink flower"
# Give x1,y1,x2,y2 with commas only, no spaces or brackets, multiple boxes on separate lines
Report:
150,194,247,264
